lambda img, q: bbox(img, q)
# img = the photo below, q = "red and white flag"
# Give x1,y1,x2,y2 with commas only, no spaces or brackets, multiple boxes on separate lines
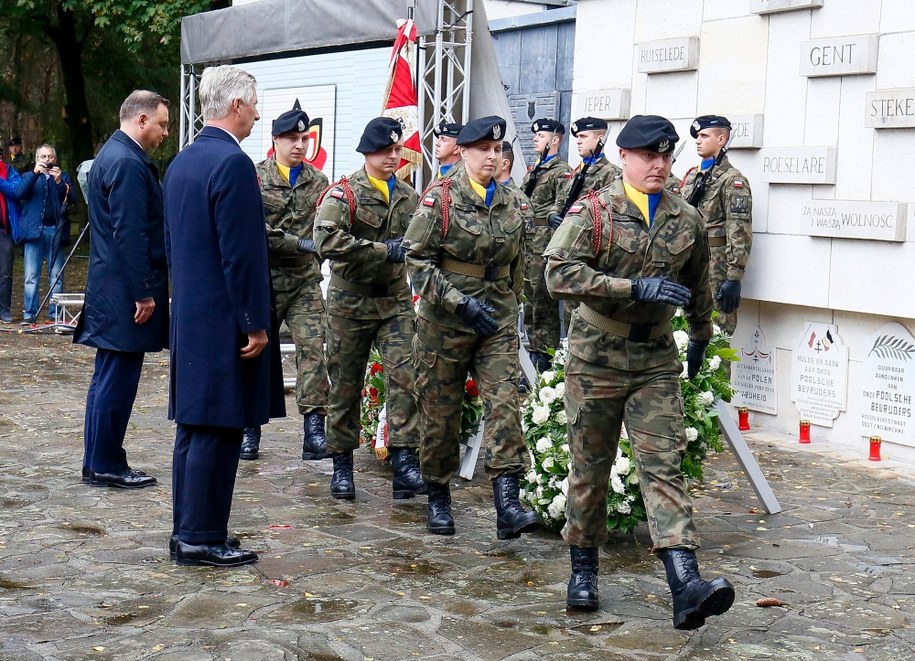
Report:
381,18,421,180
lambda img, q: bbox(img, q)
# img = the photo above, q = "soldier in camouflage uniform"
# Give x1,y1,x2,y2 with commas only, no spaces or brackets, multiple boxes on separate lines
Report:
520,118,571,372
496,140,517,188
241,101,330,462
680,115,752,336
403,116,540,540
433,120,463,180
544,115,735,630
313,117,426,502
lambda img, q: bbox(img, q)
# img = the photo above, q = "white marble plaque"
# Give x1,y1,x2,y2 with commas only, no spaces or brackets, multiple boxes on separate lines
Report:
799,35,878,78
791,323,848,427
865,89,915,129
637,37,699,74
760,147,837,184
733,328,778,414
800,200,907,242
751,0,823,14
727,114,764,150
859,323,915,447
572,88,631,121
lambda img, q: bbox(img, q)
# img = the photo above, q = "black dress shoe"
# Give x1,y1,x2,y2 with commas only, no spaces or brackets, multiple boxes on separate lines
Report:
175,541,258,567
81,466,90,484
168,534,240,559
89,468,157,489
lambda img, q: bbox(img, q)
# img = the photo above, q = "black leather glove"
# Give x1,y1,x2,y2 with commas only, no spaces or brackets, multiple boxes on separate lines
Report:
686,340,709,380
547,212,564,230
455,296,498,337
630,277,692,306
716,279,741,314
296,238,316,254
385,238,405,263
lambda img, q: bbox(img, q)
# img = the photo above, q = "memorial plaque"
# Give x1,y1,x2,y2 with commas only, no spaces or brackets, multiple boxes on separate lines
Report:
865,88,915,129
508,92,560,167
751,0,823,14
799,35,878,78
733,328,778,414
800,199,907,242
760,147,836,184
859,323,915,447
572,88,631,121
727,114,764,150
791,322,848,427
637,37,699,74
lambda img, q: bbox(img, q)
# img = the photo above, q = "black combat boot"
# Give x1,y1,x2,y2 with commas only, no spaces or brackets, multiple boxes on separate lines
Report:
658,548,735,630
426,483,455,535
389,447,427,499
301,413,331,460
330,451,355,500
567,545,599,610
492,474,541,540
240,427,260,460
529,350,551,373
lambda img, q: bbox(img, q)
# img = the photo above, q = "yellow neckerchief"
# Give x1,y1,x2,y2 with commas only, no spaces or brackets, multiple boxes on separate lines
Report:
624,182,651,228
367,174,390,203
468,177,487,203
276,162,291,184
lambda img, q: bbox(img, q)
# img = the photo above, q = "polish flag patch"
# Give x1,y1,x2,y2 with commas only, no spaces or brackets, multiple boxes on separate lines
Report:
330,188,345,199
520,203,529,211
562,172,574,179
568,204,584,214
422,196,436,208
734,181,744,189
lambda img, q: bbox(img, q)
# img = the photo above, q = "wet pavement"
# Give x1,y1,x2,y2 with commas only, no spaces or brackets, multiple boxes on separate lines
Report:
0,332,913,660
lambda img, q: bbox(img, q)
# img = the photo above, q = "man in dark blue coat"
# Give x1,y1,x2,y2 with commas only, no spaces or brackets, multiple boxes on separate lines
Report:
74,90,171,489
164,65,284,568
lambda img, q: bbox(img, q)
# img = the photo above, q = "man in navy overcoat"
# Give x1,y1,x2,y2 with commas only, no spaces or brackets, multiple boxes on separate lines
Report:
163,65,284,567
74,90,171,489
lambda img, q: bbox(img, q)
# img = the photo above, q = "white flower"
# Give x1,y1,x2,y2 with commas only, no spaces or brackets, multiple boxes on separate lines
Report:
685,426,699,442
548,476,558,488
531,406,550,425
709,355,721,371
534,471,543,484
535,437,551,453
699,391,715,407
555,382,565,398
541,370,556,385
560,477,569,494
556,410,568,425
713,323,722,336
525,470,538,484
616,499,632,514
542,457,554,470
614,455,630,475
674,307,684,317
560,443,570,454
611,472,625,495
547,493,567,519
539,386,558,406
627,470,640,485
535,485,543,500
673,330,690,353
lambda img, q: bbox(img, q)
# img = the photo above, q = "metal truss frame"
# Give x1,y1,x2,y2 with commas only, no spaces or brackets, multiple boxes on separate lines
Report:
178,63,204,150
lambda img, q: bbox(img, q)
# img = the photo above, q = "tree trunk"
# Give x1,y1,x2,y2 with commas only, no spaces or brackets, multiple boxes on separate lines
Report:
45,5,94,167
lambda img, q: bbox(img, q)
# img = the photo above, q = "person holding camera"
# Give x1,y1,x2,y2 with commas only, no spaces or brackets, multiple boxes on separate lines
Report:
16,143,72,323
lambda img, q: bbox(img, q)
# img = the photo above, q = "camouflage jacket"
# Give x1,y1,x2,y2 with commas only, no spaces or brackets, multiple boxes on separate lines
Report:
314,167,418,320
520,155,571,224
680,154,753,281
403,168,532,332
256,158,328,286
543,178,713,371
548,157,622,218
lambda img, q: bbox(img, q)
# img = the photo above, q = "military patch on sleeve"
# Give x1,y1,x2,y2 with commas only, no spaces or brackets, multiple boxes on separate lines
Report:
568,203,584,214
520,202,529,211
561,172,574,179
422,196,436,208
734,180,745,189
330,188,345,199
730,195,750,214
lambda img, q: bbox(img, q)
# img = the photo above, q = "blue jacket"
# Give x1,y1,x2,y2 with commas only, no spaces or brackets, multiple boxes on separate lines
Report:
73,130,169,353
0,165,21,238
16,169,69,243
163,126,285,428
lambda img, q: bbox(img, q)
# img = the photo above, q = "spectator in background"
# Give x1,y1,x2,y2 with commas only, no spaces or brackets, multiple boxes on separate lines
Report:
0,160,22,323
6,137,30,174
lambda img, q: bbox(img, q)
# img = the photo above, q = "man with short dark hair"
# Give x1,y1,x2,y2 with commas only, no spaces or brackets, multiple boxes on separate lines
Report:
6,137,29,174
496,140,516,187
74,90,171,489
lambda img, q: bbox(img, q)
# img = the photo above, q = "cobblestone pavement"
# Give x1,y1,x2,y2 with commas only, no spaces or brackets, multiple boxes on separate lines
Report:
0,332,913,660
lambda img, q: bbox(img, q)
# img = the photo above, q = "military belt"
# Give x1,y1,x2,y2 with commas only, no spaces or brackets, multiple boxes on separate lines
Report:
270,254,312,268
329,274,408,298
707,236,726,248
579,304,670,342
440,258,510,281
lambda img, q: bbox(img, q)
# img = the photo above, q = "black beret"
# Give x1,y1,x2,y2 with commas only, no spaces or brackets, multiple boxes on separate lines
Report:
531,118,565,134
571,117,608,136
8,136,22,147
616,115,679,154
456,116,506,145
690,115,731,138
271,99,310,137
433,120,463,138
356,117,404,154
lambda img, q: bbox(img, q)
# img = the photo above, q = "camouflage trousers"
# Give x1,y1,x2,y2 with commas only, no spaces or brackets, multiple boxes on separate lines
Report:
275,279,328,416
413,317,530,484
325,311,419,453
523,233,561,353
561,353,700,551
710,247,737,335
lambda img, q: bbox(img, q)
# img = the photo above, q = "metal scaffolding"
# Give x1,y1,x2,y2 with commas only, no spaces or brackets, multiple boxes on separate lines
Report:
178,63,203,150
